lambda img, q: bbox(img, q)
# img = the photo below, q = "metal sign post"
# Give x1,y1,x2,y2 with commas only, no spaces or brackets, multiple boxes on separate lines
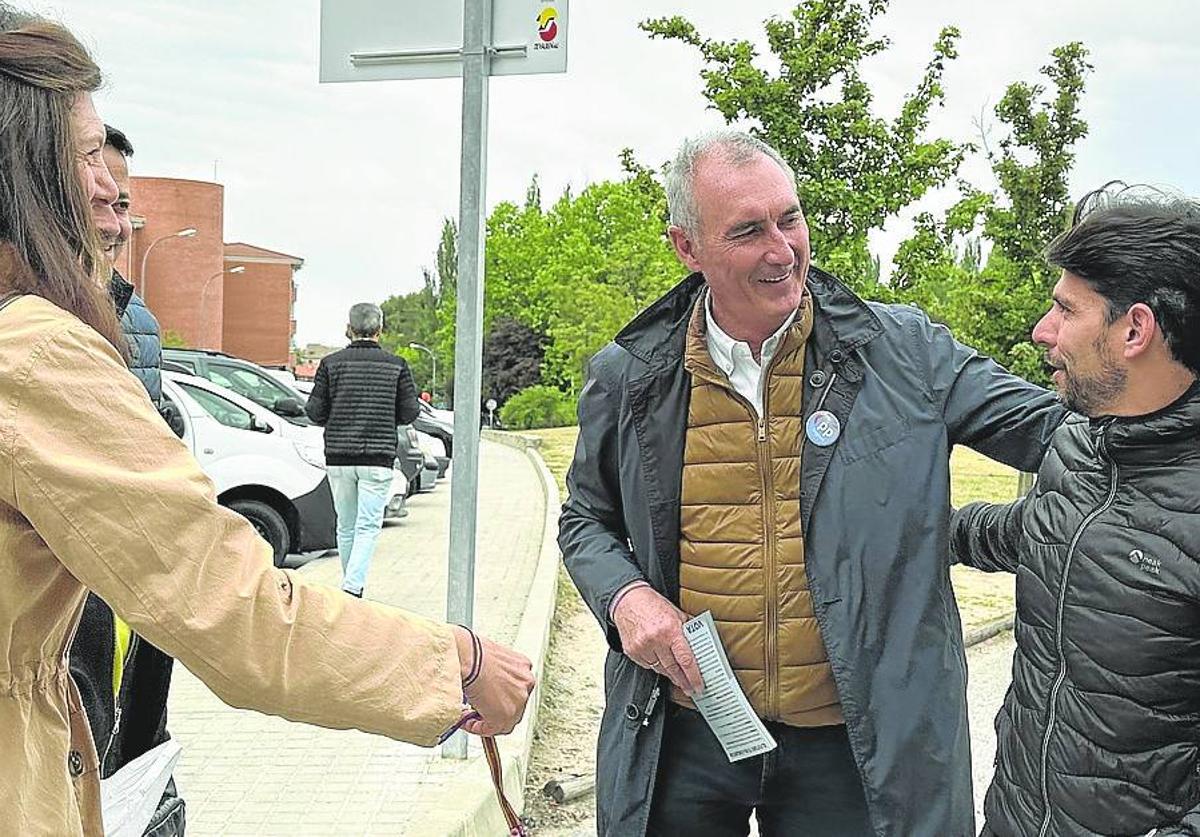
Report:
320,0,569,760
441,0,491,760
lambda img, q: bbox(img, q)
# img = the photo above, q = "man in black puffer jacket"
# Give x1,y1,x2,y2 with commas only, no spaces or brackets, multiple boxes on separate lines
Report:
952,183,1200,837
306,302,420,597
71,126,186,836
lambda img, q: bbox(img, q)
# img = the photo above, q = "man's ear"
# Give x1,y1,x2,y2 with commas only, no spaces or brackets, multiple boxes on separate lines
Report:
1122,302,1158,360
668,225,703,273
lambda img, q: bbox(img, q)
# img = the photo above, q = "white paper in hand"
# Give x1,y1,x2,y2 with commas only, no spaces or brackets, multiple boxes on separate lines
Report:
683,611,777,762
100,738,182,837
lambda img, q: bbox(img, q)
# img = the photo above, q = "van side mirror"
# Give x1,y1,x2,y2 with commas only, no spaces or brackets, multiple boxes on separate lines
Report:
250,415,275,434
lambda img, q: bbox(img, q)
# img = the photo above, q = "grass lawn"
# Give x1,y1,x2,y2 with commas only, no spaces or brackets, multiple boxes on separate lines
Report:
524,426,1017,632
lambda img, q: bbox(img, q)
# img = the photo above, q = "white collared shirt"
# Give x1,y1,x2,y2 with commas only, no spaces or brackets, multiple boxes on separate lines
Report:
704,292,797,419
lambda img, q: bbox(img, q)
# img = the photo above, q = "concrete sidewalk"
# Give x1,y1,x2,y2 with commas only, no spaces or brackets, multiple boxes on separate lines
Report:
167,438,555,835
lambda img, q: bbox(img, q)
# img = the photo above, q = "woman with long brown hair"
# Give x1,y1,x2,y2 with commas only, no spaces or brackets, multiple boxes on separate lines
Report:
0,6,534,834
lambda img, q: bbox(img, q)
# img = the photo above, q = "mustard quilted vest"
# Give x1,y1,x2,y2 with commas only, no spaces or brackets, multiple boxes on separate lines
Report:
674,294,843,727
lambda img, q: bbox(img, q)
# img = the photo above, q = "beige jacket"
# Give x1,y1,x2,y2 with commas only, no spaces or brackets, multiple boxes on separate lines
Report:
0,295,464,836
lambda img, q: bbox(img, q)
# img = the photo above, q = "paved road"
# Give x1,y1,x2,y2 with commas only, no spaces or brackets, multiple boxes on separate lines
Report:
166,440,546,835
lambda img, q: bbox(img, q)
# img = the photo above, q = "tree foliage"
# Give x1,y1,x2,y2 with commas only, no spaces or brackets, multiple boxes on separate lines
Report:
482,165,679,392
384,15,1093,418
380,218,457,403
482,316,547,404
641,0,966,291
895,43,1092,382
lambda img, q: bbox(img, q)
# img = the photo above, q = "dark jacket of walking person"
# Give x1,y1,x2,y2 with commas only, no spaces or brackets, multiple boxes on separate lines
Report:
305,305,421,596
305,327,422,466
559,131,1066,837
0,9,535,835
953,183,1200,837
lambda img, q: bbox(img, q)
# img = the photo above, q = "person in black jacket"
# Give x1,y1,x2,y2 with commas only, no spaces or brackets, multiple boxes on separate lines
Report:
952,182,1200,837
71,125,186,836
306,303,419,597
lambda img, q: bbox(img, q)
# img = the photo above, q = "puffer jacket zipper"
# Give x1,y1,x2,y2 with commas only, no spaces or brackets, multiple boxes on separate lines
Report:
687,349,784,718
1036,423,1119,837
757,360,779,719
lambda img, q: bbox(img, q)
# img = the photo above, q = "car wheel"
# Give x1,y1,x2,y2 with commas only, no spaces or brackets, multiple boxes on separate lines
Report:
227,499,290,567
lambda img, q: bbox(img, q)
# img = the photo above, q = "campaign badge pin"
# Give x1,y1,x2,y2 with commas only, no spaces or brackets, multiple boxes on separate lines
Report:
805,410,841,447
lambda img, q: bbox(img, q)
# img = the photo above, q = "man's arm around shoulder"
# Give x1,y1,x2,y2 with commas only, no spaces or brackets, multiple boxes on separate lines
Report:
915,309,1066,471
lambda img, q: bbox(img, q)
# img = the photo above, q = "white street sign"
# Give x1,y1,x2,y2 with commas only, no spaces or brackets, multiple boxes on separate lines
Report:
319,0,569,83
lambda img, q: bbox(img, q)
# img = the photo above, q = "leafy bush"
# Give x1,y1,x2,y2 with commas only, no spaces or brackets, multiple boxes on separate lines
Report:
499,385,577,430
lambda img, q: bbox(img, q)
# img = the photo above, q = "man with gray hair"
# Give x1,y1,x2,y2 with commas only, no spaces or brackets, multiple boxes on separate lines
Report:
560,129,1066,835
306,302,419,597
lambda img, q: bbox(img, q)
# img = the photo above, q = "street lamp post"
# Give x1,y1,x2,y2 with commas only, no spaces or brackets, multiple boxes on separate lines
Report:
198,265,245,348
139,227,197,299
408,341,436,401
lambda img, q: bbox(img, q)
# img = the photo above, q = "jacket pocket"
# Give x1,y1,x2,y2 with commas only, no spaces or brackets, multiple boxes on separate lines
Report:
837,417,912,465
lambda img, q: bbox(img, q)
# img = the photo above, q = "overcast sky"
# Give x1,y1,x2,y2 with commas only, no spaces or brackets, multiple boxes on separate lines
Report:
29,0,1200,346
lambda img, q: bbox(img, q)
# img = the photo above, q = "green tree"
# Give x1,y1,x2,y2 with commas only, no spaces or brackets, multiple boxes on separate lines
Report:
379,284,436,394
641,0,967,291
896,43,1092,382
380,218,459,403
482,316,548,405
431,217,458,403
540,175,679,388
477,166,679,392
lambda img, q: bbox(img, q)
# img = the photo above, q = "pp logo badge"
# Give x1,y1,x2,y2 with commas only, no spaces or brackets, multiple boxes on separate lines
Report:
805,410,841,447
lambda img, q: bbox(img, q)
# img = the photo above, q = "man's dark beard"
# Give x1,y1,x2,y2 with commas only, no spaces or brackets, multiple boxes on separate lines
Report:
1057,337,1127,416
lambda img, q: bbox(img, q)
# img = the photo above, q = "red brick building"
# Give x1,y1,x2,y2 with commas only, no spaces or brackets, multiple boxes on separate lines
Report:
121,176,304,368
221,244,304,367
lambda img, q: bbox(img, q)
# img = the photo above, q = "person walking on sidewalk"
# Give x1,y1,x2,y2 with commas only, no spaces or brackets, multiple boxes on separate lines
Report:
0,10,534,835
305,302,419,597
952,183,1200,837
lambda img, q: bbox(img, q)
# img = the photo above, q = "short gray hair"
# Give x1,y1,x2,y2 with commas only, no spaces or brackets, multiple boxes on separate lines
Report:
348,302,383,337
665,130,797,237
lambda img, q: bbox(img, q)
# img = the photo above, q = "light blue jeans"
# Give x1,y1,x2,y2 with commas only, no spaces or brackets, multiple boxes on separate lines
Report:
327,465,394,596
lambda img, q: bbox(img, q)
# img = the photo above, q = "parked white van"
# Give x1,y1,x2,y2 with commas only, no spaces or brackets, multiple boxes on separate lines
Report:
161,371,408,565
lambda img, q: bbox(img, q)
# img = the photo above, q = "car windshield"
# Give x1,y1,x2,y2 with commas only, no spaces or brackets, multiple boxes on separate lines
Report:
180,383,254,431
207,363,297,411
